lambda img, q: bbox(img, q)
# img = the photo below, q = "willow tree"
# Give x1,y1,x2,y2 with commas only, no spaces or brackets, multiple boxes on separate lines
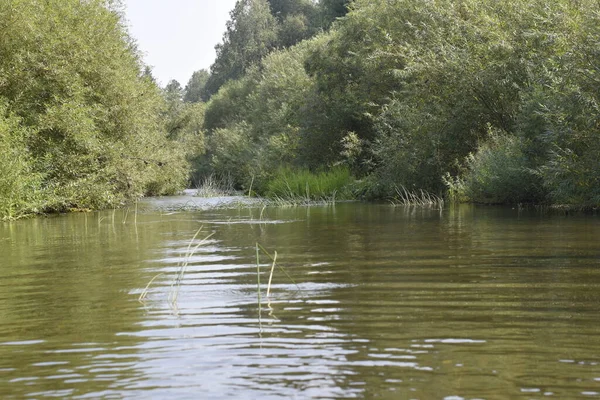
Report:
0,0,189,218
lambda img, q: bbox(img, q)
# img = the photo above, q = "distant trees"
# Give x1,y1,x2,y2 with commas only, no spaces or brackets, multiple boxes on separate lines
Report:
204,0,346,98
204,0,279,98
319,0,350,27
183,69,210,103
198,0,600,208
268,0,319,47
4,0,597,216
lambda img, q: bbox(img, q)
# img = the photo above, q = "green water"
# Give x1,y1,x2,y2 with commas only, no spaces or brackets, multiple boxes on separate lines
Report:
1,199,599,399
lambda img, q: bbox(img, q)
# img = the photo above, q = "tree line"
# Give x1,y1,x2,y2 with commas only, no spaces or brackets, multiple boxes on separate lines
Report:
2,0,599,220
191,0,600,208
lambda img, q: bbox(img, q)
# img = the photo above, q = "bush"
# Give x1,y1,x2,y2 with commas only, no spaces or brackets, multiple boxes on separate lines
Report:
541,146,600,207
449,132,544,204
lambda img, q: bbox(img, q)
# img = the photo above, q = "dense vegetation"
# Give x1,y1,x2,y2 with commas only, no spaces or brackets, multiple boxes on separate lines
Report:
196,0,600,208
0,0,199,219
2,0,599,220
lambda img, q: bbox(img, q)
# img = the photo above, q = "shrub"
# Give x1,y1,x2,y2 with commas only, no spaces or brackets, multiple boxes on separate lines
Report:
451,132,544,204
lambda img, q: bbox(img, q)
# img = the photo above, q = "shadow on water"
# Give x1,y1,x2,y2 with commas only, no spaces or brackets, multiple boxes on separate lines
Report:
1,201,599,399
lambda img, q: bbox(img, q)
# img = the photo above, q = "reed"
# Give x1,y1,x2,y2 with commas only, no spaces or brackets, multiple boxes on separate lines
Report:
391,185,445,208
256,243,298,288
256,244,262,330
266,250,277,297
168,227,215,306
268,194,338,207
194,174,237,197
138,273,164,303
254,243,299,332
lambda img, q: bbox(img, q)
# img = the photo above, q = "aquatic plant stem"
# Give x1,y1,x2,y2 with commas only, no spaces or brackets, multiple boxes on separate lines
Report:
256,243,262,331
267,250,277,297
248,174,255,197
257,243,299,288
169,227,214,306
138,273,164,303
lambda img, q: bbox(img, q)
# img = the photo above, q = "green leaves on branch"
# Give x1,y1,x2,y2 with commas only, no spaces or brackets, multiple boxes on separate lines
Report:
0,0,190,218
200,0,600,208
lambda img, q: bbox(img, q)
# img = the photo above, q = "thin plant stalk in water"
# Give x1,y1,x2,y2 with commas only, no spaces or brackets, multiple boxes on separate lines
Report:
266,250,277,297
255,244,300,333
256,244,262,331
169,227,215,306
138,273,164,303
256,243,299,288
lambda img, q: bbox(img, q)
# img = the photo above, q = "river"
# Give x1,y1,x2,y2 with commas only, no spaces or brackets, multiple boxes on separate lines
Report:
1,197,599,399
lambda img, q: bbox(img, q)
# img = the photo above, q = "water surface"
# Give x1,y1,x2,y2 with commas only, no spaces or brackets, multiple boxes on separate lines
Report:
1,201,599,399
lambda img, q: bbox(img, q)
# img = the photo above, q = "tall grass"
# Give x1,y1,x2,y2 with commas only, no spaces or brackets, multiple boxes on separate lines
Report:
265,166,354,202
135,226,215,306
391,185,445,208
194,174,238,197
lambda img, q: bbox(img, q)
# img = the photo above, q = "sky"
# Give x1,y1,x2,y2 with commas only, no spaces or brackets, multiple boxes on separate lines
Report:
124,0,239,87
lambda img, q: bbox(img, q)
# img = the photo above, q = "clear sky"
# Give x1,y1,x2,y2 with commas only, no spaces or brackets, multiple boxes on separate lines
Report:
124,0,238,87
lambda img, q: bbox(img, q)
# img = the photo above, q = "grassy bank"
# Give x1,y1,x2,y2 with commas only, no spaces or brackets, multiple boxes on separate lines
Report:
264,167,356,203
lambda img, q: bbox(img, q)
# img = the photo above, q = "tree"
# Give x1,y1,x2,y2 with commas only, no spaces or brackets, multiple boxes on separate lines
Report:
204,0,278,98
197,0,600,206
268,0,307,19
183,69,210,103
319,0,350,27
164,79,183,102
141,65,157,83
0,0,190,217
268,0,319,47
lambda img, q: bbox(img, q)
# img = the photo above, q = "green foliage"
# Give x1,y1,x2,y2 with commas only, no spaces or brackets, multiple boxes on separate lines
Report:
161,80,206,186
318,0,350,27
204,0,337,99
205,122,261,191
203,73,258,132
201,43,313,190
277,13,313,48
205,0,279,97
0,103,43,219
197,0,600,208
447,132,544,204
265,166,354,200
532,85,600,207
0,0,189,218
183,69,210,103
268,0,315,20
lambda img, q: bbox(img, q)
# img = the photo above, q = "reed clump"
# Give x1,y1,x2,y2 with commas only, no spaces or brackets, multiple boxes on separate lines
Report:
391,185,445,208
170,227,215,306
138,226,214,305
194,174,238,197
265,167,354,203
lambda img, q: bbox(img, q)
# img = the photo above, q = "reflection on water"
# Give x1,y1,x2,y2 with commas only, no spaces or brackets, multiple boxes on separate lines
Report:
1,202,599,399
